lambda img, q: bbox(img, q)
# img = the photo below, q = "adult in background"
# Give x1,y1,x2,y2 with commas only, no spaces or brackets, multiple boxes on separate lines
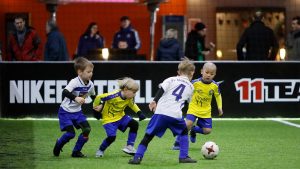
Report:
236,11,279,60
77,22,104,58
286,16,300,60
185,22,215,61
44,20,69,61
156,28,183,61
112,16,141,53
7,15,42,61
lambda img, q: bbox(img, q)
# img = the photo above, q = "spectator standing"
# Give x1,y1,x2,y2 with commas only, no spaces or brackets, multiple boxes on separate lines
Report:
77,22,104,57
185,22,215,61
112,16,141,53
236,11,279,60
286,16,300,60
7,15,42,61
156,29,183,61
44,20,69,61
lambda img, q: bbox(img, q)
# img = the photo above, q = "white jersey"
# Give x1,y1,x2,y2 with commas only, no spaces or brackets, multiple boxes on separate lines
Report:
60,76,95,113
154,76,194,119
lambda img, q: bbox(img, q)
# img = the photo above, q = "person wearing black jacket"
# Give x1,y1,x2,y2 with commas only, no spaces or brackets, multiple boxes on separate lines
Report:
156,29,183,61
236,11,279,60
185,22,215,61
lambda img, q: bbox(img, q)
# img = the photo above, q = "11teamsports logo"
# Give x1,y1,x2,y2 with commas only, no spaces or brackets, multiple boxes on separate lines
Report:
235,78,300,103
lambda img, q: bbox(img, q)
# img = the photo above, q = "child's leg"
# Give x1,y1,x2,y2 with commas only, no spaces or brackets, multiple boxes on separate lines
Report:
99,123,117,152
99,136,116,151
192,118,212,135
57,126,76,146
174,116,195,146
125,119,139,146
54,125,76,156
179,127,189,159
134,133,154,158
73,121,91,153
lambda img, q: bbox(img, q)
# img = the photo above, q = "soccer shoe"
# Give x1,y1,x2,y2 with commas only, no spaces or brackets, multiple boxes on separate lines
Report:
128,157,142,165
71,151,87,158
53,140,63,157
95,150,104,158
190,129,196,143
122,145,136,156
179,156,197,163
172,142,180,150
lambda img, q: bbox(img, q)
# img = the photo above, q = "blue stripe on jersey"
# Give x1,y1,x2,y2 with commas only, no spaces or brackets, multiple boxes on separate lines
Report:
212,80,221,93
191,78,201,84
73,85,92,92
77,77,84,85
101,91,122,101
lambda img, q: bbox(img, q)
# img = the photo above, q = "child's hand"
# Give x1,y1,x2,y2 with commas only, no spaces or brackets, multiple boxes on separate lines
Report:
149,101,157,112
75,97,85,105
93,105,103,112
218,109,223,117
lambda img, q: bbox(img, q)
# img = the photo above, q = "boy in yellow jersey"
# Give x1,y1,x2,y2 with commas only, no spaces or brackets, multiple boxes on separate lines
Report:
173,62,223,149
93,77,146,157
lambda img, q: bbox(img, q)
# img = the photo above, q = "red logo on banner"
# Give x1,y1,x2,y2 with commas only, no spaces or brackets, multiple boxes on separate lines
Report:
235,79,300,103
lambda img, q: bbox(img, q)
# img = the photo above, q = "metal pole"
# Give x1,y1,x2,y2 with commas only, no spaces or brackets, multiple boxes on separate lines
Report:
149,10,157,61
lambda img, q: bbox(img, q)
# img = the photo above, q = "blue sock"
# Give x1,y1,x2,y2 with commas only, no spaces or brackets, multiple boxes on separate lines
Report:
57,132,75,146
179,134,189,159
100,139,110,151
127,132,137,146
193,126,204,134
73,134,88,152
135,144,147,158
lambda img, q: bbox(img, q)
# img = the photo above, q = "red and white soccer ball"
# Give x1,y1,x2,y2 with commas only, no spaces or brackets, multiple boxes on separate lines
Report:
201,141,219,159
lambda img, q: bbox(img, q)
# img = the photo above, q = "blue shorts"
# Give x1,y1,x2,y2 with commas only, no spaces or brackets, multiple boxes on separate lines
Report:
186,114,212,128
103,115,132,137
146,114,187,138
58,107,87,131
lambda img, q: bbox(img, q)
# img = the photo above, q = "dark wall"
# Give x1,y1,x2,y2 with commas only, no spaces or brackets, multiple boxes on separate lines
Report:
1,61,300,118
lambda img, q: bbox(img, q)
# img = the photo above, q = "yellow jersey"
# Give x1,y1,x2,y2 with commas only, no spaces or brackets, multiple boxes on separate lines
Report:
187,78,222,118
93,90,141,124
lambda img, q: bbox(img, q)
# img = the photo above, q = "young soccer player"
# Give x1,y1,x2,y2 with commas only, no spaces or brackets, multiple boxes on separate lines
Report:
128,58,197,165
93,77,146,157
173,62,223,149
53,57,95,158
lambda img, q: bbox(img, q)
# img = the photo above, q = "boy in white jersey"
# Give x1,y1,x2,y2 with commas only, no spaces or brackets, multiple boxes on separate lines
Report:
129,58,197,164
53,57,95,158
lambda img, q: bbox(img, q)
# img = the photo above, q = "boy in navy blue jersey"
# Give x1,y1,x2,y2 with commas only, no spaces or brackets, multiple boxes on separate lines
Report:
53,57,95,158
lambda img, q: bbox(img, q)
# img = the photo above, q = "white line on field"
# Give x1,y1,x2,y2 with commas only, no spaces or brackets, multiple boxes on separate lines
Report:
1,117,300,121
271,118,300,128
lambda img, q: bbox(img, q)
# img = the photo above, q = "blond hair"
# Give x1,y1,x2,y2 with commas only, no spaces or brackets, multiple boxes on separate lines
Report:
178,57,195,75
117,77,139,92
74,57,94,72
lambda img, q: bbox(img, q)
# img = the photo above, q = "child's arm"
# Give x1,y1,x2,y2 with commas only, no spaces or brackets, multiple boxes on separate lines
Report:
62,89,85,105
128,100,146,121
214,87,223,116
63,79,85,105
149,87,165,112
92,94,107,120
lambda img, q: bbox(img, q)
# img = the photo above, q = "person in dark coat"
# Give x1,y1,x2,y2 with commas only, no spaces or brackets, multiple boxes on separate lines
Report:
286,16,300,60
112,16,141,52
185,22,215,61
77,22,104,58
44,20,69,61
156,29,183,61
236,11,279,60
